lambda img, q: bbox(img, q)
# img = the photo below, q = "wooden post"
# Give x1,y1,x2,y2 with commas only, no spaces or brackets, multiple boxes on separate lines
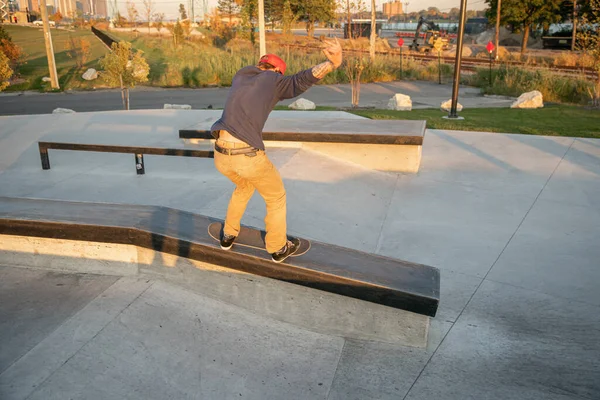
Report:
39,0,59,89
495,0,501,60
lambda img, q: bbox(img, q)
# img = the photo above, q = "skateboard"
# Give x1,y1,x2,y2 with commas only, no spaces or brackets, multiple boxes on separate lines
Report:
208,222,311,258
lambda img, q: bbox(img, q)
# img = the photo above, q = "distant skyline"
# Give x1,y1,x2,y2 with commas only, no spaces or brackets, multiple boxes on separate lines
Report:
114,0,488,21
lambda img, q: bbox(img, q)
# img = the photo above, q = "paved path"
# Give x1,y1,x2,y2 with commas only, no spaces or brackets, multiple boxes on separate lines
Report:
0,110,598,399
0,80,514,116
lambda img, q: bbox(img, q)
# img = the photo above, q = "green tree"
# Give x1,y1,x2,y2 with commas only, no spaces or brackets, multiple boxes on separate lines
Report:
179,3,188,19
50,11,63,24
0,25,12,42
65,36,91,69
449,7,460,20
294,0,336,37
142,0,155,32
154,12,165,33
99,41,149,110
485,0,564,54
281,0,297,35
0,51,13,91
576,0,600,106
218,0,239,24
427,7,440,18
126,0,139,27
240,0,258,44
167,20,185,44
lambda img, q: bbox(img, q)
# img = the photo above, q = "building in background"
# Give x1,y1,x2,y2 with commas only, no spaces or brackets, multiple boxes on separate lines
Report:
55,0,76,16
94,0,106,17
17,0,40,13
382,1,403,19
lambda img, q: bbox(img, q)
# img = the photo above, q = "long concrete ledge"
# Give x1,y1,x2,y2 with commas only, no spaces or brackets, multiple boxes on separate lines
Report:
179,118,426,173
0,197,440,346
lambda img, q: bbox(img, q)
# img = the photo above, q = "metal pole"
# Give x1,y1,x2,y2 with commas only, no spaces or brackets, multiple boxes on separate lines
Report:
447,0,467,119
489,52,493,84
258,0,266,56
400,46,403,79
438,50,442,84
495,0,501,60
39,0,59,89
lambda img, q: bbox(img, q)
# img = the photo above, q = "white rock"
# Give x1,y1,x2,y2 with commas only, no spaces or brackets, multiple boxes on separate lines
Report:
441,99,463,112
52,108,76,114
82,68,98,81
288,98,316,110
42,77,51,82
387,94,412,111
511,90,544,109
163,104,192,110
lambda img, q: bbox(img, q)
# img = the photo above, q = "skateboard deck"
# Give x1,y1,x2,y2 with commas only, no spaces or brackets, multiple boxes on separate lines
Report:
208,222,311,257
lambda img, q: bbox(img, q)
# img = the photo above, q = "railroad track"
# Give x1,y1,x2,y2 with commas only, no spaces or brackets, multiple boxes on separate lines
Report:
277,42,597,80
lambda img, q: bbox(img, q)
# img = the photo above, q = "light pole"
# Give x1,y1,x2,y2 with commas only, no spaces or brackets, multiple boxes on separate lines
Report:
446,0,467,119
258,0,266,56
494,0,501,60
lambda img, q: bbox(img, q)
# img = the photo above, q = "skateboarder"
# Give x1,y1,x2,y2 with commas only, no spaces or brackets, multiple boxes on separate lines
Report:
211,39,342,263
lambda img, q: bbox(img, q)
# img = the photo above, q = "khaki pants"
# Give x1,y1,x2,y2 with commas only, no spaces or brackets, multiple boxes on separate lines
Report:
214,139,287,253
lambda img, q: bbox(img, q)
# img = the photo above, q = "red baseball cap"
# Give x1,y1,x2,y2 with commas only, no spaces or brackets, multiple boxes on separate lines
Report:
259,54,287,75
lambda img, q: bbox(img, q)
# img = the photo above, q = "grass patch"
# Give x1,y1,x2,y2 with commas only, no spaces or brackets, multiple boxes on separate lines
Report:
4,25,109,91
349,105,600,138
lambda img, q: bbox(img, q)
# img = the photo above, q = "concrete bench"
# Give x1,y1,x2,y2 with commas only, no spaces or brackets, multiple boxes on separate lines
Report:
179,118,427,173
38,134,214,175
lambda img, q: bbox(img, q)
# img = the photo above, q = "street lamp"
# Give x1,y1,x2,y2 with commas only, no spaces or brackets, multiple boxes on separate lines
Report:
445,0,467,120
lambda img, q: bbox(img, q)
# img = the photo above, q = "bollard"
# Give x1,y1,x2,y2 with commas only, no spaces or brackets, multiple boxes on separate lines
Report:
135,153,145,175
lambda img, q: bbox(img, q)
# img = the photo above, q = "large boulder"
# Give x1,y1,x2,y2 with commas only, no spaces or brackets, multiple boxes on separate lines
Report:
52,108,76,114
164,104,192,110
511,90,544,109
387,94,412,111
288,98,316,110
441,99,463,112
82,68,98,81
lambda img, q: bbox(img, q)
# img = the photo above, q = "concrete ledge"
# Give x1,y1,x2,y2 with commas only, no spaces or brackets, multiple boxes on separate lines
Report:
0,197,440,317
0,235,430,347
185,139,422,172
303,142,422,173
180,118,426,173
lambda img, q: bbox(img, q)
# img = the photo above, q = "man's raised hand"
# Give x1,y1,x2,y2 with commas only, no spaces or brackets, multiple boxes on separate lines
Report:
322,38,342,68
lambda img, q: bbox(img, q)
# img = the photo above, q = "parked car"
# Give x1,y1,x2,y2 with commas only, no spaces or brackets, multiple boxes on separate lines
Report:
33,20,56,27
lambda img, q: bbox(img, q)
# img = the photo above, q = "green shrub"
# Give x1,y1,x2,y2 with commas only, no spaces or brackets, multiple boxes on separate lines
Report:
466,66,595,105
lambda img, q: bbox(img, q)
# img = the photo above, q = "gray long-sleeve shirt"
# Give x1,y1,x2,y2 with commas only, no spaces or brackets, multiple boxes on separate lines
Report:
210,66,320,150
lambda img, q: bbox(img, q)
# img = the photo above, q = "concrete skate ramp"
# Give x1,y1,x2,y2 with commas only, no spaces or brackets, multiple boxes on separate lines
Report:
0,197,440,317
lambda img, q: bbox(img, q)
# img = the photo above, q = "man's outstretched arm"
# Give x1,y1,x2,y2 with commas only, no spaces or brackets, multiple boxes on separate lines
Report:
276,39,344,100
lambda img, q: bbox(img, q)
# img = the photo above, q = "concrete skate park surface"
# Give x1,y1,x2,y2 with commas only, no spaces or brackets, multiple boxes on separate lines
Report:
1,109,600,399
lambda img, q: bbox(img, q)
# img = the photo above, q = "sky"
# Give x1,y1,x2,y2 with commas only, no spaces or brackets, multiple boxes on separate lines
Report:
115,0,488,21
